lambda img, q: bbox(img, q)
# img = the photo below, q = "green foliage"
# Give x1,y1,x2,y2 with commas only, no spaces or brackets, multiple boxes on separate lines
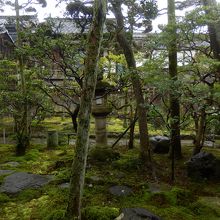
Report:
82,206,119,220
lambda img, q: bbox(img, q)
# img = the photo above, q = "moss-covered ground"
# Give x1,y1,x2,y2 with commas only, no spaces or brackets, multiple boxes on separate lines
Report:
0,117,219,219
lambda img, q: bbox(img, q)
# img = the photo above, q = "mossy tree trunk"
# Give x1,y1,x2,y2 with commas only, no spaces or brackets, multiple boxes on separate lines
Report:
111,0,151,166
202,0,220,61
192,0,219,154
193,107,207,155
128,108,137,149
15,0,31,156
65,1,107,219
167,0,182,161
70,104,80,132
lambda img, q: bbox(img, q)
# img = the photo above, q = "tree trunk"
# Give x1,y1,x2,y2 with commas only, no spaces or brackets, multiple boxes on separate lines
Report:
193,108,206,155
14,115,31,156
128,108,137,149
123,91,128,128
71,104,80,132
167,0,182,160
202,0,220,60
202,0,220,82
65,1,106,219
111,0,151,166
15,0,31,155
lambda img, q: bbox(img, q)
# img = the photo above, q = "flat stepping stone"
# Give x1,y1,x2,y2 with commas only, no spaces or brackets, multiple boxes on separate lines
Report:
0,172,53,194
115,207,162,220
0,170,14,176
109,185,132,196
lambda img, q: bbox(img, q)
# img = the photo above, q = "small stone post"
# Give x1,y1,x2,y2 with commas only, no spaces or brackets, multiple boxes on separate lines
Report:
47,130,58,149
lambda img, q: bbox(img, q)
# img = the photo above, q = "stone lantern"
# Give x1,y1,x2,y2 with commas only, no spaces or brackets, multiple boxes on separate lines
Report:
92,81,112,146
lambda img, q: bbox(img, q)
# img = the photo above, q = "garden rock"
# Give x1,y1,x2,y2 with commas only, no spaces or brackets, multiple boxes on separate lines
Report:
115,208,162,220
150,136,170,154
109,185,132,196
0,172,53,194
0,170,14,176
186,152,220,181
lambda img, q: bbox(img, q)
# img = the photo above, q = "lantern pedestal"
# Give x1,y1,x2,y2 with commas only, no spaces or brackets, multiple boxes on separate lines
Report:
92,106,112,146
92,80,112,146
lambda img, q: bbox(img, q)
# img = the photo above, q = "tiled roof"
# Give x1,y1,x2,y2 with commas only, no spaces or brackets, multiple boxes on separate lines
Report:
45,17,88,34
0,15,38,42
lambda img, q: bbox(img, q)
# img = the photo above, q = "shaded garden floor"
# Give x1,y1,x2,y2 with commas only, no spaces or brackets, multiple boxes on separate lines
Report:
0,142,220,220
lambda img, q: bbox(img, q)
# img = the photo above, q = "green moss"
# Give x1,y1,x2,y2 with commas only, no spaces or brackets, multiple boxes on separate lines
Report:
150,192,171,207
112,157,141,170
24,149,41,161
0,193,10,203
149,187,196,207
113,191,152,208
157,206,196,220
107,117,126,133
192,197,220,217
0,144,15,163
82,206,119,220
53,168,71,182
16,189,42,202
44,210,65,220
170,187,196,206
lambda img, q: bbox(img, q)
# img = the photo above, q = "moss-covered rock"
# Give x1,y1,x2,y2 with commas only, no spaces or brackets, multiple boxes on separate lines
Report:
150,187,196,207
89,146,120,162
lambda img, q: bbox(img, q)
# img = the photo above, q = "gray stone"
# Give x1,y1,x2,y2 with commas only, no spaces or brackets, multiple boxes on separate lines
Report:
0,170,14,176
0,172,53,194
59,182,70,189
150,136,170,154
186,152,220,181
109,185,132,196
115,208,162,220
